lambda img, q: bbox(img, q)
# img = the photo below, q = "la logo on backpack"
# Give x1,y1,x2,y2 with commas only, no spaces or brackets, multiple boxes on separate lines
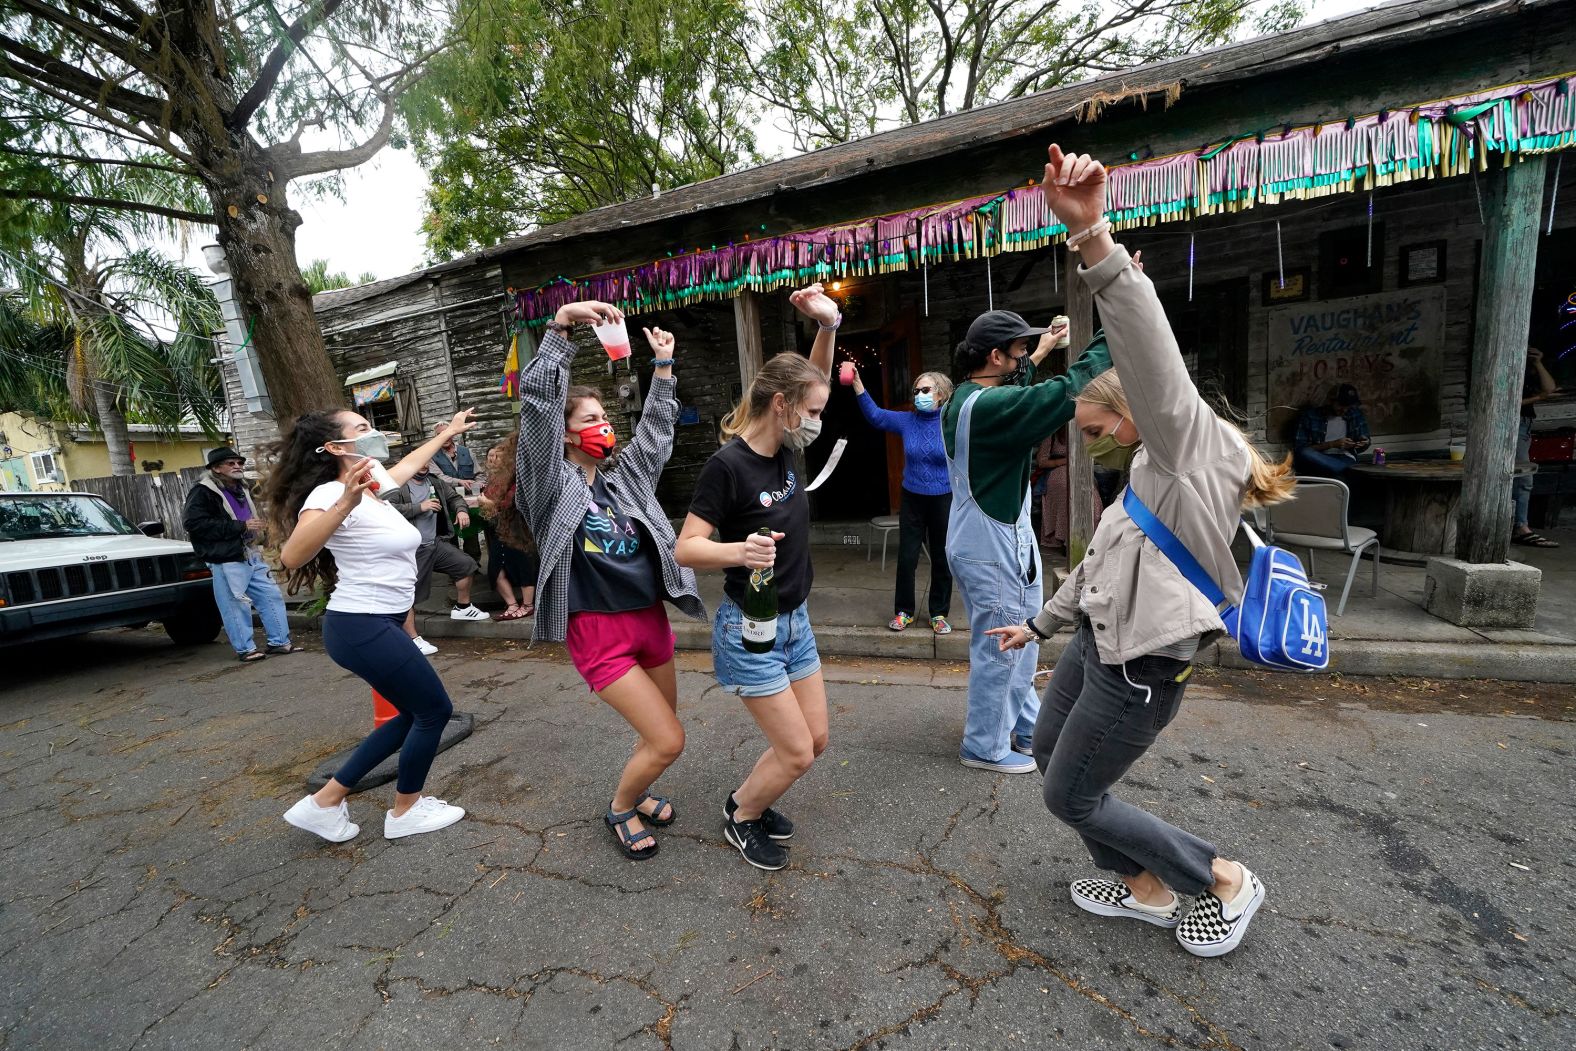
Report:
1123,488,1330,672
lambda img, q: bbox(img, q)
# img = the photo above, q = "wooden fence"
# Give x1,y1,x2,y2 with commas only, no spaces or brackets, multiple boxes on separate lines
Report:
71,466,207,541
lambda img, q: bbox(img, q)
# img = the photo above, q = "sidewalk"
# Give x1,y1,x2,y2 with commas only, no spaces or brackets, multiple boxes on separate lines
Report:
294,523,1576,682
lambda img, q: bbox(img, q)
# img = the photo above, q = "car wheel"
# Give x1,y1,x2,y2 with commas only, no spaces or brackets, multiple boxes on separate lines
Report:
164,596,222,645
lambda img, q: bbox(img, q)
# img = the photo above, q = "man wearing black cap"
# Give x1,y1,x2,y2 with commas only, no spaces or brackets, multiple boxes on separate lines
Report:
182,447,301,662
943,308,1111,774
1292,383,1371,477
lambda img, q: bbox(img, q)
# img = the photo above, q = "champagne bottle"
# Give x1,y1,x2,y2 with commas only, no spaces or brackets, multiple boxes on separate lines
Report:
741,527,778,653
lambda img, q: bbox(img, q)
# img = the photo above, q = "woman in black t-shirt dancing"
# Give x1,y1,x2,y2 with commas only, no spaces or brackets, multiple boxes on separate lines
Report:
675,284,839,870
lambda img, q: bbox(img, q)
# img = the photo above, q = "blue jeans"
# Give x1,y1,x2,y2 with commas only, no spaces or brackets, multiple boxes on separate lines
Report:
209,552,291,655
1513,417,1533,529
1293,447,1356,476
712,598,821,698
322,611,452,793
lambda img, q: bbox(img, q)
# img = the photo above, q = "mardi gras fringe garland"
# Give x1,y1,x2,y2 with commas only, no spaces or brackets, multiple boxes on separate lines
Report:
510,75,1575,326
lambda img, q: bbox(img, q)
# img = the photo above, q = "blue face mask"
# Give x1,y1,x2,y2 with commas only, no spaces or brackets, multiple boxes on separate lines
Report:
913,393,936,412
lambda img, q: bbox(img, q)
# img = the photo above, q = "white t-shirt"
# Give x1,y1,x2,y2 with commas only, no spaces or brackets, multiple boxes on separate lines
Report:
301,481,420,614
1325,416,1348,443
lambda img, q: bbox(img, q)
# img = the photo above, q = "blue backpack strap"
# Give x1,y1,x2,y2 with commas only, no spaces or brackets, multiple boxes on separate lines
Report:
1121,486,1228,608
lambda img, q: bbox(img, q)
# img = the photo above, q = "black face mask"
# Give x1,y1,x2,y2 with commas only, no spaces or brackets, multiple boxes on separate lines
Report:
1001,351,1030,387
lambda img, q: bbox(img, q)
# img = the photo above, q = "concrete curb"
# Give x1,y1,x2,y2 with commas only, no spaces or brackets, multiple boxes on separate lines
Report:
286,611,1576,683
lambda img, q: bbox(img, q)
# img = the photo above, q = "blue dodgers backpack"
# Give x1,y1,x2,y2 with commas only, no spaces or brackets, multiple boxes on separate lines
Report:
1122,488,1330,672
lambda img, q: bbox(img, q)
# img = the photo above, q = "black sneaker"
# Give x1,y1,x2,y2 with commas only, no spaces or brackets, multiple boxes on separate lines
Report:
724,791,794,841
723,816,788,871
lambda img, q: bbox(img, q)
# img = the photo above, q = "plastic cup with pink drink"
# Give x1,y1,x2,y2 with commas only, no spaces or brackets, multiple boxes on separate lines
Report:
838,361,856,386
591,317,633,362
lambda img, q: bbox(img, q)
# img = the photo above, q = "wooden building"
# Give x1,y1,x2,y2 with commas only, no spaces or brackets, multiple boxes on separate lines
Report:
225,0,1576,563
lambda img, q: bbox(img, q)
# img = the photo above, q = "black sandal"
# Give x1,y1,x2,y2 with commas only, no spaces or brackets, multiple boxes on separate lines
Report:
604,807,659,860
237,650,267,663
635,791,676,827
265,643,306,655
1511,532,1560,548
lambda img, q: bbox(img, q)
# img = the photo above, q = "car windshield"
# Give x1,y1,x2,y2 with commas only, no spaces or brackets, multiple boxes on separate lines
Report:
0,495,139,541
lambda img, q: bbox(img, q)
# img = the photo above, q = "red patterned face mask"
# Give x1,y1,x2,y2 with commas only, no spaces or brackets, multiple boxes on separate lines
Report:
572,423,617,459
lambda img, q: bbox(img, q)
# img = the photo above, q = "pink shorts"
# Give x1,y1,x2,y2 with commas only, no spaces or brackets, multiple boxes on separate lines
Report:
566,605,676,693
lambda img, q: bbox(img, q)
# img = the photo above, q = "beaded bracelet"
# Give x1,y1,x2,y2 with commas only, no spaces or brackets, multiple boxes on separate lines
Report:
818,314,843,332
1066,219,1111,253
651,358,675,367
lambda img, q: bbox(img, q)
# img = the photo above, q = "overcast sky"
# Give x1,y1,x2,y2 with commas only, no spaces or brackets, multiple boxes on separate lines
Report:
178,0,1379,286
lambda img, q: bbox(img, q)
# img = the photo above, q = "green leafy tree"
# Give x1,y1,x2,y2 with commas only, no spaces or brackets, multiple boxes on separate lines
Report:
301,259,378,294
0,163,223,476
0,1,453,420
742,0,1306,149
405,0,760,257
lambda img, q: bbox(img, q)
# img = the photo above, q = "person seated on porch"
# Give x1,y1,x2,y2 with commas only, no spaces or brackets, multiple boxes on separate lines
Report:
1513,347,1560,548
850,366,955,635
1292,383,1370,476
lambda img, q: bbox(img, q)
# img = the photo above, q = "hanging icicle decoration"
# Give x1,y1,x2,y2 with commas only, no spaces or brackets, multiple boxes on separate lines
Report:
1366,191,1375,268
1549,153,1564,236
986,255,994,310
1188,232,1196,303
1472,169,1485,227
1276,220,1285,289
1052,242,1059,293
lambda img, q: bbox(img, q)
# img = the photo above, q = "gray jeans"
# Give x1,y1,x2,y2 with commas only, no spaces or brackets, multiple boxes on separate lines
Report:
1032,621,1218,895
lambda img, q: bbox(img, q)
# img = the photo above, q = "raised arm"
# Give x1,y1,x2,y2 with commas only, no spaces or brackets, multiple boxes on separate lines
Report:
788,284,839,379
615,326,682,486
1043,144,1214,474
386,410,478,487
855,386,906,434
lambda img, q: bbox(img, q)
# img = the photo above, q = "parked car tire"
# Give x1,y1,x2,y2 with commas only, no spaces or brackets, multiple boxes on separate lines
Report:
163,595,222,645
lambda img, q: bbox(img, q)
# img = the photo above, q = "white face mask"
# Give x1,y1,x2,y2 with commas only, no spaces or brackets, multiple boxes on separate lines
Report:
321,432,392,462
784,414,823,449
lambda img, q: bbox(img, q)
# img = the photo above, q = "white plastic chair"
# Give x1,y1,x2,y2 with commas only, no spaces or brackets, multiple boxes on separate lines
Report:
868,515,900,570
1266,477,1380,616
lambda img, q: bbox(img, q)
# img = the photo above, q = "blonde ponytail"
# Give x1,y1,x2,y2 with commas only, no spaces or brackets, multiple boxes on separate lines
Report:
1074,370,1295,509
720,353,829,439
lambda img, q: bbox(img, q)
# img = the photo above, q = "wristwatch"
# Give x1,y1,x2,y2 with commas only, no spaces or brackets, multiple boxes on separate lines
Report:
545,319,570,333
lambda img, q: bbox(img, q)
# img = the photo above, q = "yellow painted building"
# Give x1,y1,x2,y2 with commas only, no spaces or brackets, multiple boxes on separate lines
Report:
0,410,220,490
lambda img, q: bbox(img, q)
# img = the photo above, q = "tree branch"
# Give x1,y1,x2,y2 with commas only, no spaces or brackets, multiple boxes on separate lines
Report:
229,0,348,131
271,91,393,178
0,143,192,176
0,34,165,122
0,187,211,224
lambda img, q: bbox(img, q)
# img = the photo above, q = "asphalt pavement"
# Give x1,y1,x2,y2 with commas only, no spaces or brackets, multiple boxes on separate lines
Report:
1,629,1572,1050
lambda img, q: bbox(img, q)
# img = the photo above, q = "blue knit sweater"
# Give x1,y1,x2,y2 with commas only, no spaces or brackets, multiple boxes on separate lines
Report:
856,391,951,497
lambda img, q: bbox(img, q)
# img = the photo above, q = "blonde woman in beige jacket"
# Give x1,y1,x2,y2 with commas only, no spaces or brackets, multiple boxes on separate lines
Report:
988,145,1295,959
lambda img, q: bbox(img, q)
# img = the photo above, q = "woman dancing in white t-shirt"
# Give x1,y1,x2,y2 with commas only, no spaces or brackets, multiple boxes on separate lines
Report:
265,407,480,842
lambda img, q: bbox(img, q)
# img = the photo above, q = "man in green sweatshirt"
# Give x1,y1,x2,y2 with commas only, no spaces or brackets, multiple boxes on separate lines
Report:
943,308,1111,773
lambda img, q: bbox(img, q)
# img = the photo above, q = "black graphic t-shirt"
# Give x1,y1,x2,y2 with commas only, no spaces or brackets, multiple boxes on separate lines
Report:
688,437,812,610
567,473,660,614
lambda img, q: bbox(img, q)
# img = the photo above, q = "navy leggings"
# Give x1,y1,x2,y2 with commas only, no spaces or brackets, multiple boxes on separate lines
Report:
322,611,453,794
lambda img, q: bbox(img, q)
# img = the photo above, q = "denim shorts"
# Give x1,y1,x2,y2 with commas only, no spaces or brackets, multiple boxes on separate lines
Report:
711,597,821,698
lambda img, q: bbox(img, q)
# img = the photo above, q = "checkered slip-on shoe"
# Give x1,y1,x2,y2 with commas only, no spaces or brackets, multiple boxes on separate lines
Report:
1069,878,1183,929
1176,865,1265,957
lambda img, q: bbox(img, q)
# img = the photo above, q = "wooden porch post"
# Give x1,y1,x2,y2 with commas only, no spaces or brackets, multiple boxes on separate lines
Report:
734,290,764,390
1065,249,1097,569
1456,156,1547,564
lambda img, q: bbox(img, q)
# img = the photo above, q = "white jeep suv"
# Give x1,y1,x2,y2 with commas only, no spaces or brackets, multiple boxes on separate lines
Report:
0,491,221,646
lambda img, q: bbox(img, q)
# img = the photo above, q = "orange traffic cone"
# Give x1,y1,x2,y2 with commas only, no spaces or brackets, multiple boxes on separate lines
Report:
372,690,399,728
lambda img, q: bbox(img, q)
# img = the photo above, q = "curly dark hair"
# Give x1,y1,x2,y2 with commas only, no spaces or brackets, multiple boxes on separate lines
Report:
261,409,352,596
484,430,536,554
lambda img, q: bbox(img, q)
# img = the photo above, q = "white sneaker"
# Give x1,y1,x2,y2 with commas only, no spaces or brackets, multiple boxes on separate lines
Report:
412,635,438,655
450,604,491,621
384,796,466,839
1176,864,1266,957
283,795,359,843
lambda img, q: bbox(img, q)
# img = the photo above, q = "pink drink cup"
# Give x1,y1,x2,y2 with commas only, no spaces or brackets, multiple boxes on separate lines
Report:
591,318,632,362
839,362,856,386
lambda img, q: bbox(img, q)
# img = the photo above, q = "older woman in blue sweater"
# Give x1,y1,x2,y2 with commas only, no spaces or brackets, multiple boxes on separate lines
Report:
851,368,955,634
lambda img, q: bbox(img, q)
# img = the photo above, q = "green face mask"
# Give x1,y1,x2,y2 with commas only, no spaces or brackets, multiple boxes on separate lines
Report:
1087,420,1138,471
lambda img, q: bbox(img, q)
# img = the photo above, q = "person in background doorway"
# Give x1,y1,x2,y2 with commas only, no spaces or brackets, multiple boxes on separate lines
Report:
385,459,491,655
1036,428,1104,554
1292,383,1370,476
1513,347,1560,548
269,408,480,843
944,309,1108,775
431,422,477,487
182,447,303,662
850,366,955,634
479,432,539,619
989,143,1296,959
